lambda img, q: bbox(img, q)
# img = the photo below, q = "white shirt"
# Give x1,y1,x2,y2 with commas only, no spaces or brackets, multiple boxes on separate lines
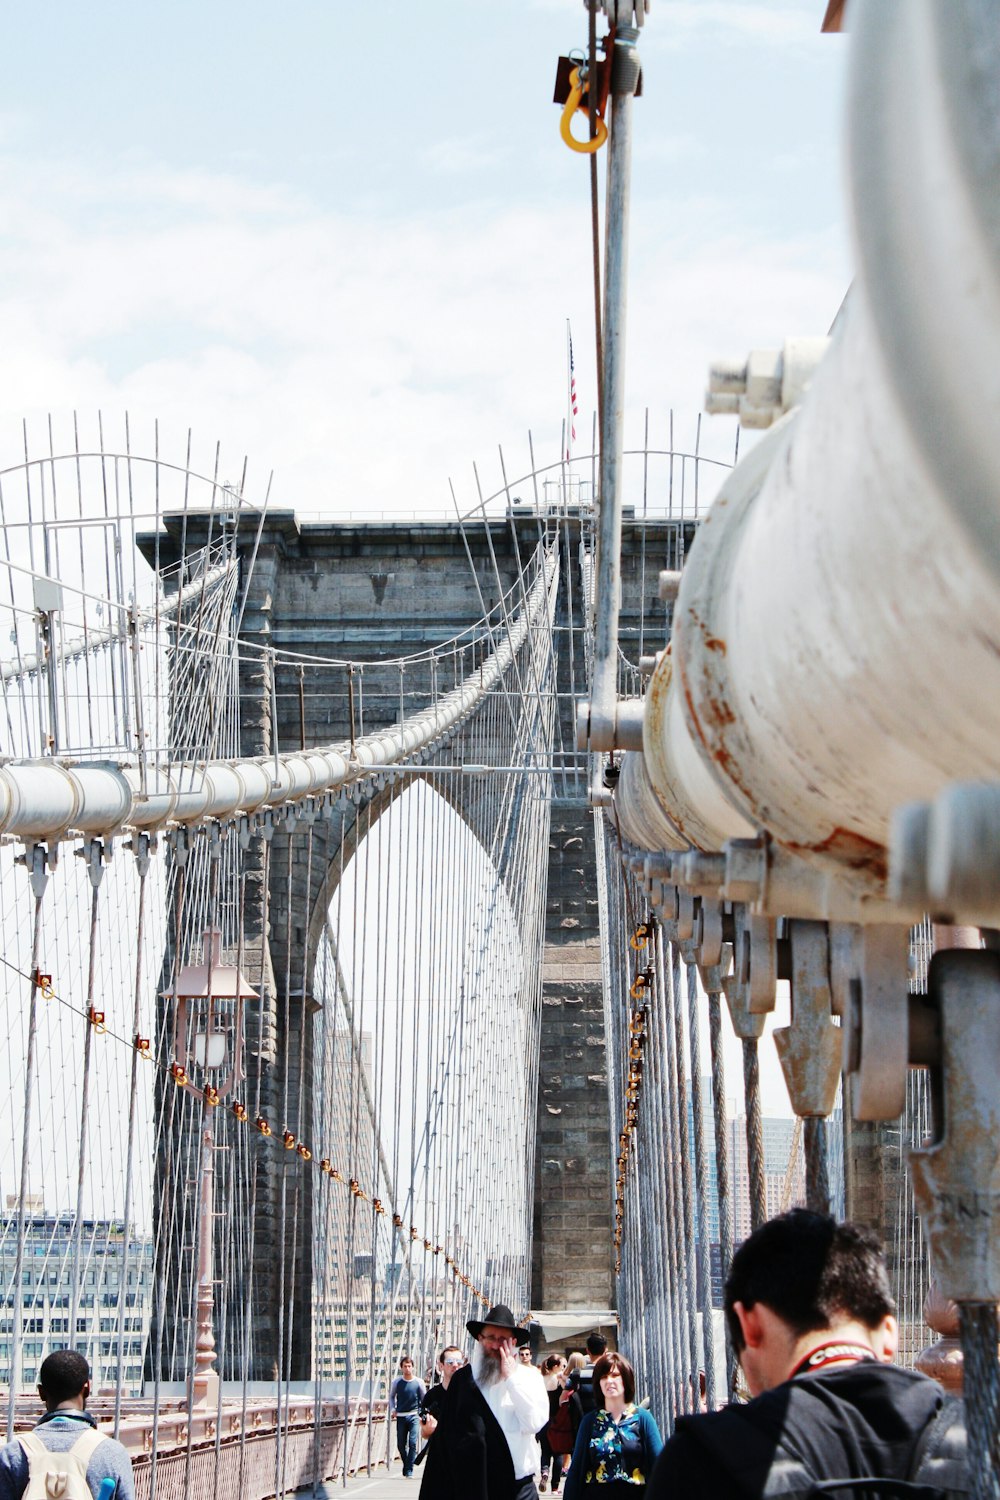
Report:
479,1364,549,1479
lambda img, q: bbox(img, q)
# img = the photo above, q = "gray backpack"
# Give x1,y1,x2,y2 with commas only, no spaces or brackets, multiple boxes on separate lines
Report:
798,1397,970,1500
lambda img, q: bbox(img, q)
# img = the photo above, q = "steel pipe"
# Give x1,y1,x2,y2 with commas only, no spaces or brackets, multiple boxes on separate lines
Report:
0,552,556,843
628,1,1000,895
613,750,688,854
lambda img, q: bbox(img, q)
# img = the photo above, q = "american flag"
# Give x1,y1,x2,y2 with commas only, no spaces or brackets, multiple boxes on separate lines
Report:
569,330,578,443
567,323,578,461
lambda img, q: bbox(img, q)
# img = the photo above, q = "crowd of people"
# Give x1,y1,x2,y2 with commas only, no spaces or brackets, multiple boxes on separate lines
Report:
0,1210,970,1500
401,1324,664,1498
407,1210,970,1500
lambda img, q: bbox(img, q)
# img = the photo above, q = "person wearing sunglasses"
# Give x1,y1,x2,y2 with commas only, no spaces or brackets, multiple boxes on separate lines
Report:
415,1346,465,1469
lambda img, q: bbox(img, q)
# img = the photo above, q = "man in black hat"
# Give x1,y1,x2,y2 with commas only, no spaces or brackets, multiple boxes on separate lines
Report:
419,1303,548,1500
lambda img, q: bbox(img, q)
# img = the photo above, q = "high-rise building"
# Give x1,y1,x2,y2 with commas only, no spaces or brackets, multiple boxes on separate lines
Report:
730,1114,807,1241
0,1201,153,1394
687,1084,848,1309
687,1082,725,1305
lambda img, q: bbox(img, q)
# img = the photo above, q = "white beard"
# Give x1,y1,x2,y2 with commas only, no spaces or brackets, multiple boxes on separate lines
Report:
472,1343,503,1389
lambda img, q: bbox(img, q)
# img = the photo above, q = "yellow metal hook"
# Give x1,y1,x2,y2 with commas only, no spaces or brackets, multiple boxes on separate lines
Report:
560,66,608,154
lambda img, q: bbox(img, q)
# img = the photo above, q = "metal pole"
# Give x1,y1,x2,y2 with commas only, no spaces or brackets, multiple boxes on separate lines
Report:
579,24,641,753
192,1113,220,1406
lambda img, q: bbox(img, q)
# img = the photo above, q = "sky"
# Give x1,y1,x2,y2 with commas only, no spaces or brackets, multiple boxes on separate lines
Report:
0,0,851,1135
0,0,851,519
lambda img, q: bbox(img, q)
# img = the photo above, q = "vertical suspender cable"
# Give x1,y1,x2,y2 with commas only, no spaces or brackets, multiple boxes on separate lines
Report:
69,883,102,1342
742,1038,767,1233
707,990,737,1398
274,816,297,1500
238,834,271,1499
7,889,46,1441
279,816,314,1500
641,932,674,1424
651,926,685,1417
150,864,187,1499
670,946,700,1410
113,852,148,1439
803,1117,830,1216
958,1303,1000,1500
685,964,717,1411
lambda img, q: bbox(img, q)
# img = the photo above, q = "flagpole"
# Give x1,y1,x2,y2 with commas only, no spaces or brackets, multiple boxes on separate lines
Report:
566,318,573,472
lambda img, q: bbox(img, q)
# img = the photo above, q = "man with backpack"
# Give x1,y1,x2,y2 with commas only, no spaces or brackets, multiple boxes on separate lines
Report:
0,1349,135,1500
646,1210,968,1499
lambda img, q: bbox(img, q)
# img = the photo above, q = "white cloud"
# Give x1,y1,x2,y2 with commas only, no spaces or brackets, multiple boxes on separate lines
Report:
0,144,848,522
419,134,507,177
652,1,820,48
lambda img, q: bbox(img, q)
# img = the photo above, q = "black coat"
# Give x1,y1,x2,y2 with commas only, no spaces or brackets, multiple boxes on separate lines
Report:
418,1364,516,1500
646,1364,966,1498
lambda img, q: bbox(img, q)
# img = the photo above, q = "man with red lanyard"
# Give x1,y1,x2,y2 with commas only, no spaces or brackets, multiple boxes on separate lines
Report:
646,1210,968,1498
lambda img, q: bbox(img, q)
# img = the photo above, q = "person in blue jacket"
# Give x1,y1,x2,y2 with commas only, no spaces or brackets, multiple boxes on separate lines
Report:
563,1353,662,1499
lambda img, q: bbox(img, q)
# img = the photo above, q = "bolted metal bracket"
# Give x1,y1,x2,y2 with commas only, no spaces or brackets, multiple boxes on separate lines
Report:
126,831,154,877
910,949,1000,1303
731,905,778,1016
722,903,770,1039
576,696,646,754
677,936,700,967
699,960,730,996
722,837,767,905
74,837,110,890
842,924,911,1120
16,840,55,901
696,899,726,969
705,337,830,429
892,781,1000,927
674,887,696,943
773,920,842,1118
169,825,193,868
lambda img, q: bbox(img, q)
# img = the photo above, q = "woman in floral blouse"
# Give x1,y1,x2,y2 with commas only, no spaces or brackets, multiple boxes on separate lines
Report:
562,1353,663,1499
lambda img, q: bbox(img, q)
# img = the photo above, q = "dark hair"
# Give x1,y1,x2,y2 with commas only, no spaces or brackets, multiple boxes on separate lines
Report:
724,1210,897,1353
38,1350,90,1404
543,1354,566,1373
399,1354,414,1367
439,1346,462,1363
592,1352,634,1404
586,1332,608,1358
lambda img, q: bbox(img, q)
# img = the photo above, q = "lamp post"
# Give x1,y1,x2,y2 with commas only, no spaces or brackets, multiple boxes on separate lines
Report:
166,926,257,1407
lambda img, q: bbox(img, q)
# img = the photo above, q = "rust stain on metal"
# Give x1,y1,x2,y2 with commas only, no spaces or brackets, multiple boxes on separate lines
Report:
678,660,712,754
787,827,888,883
705,692,736,727
679,662,755,807
683,604,728,656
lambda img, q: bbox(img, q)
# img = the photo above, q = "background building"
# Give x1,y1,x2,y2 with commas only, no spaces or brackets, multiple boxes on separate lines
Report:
0,1199,153,1393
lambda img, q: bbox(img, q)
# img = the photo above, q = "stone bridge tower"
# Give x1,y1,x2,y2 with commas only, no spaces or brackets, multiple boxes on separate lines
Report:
143,509,689,1376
